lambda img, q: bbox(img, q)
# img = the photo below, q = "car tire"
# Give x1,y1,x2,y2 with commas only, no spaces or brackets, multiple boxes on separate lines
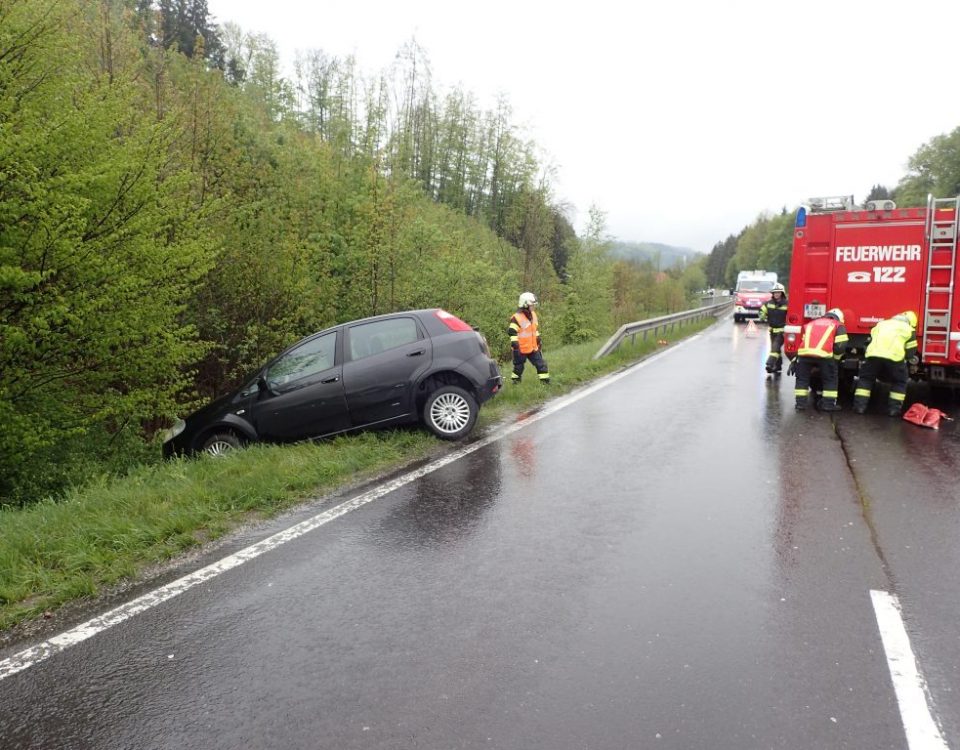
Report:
423,386,478,440
201,431,242,456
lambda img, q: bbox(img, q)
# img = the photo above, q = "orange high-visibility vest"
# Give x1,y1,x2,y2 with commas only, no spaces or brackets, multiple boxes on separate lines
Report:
513,311,540,354
798,317,838,358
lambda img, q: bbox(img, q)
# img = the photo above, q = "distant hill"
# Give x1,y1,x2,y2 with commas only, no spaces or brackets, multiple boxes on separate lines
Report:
608,241,701,270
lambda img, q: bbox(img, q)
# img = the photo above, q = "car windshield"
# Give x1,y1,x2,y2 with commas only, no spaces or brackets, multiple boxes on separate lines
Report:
738,280,775,292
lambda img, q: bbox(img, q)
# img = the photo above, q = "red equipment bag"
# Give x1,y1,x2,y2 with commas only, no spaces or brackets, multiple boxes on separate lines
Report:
902,403,951,430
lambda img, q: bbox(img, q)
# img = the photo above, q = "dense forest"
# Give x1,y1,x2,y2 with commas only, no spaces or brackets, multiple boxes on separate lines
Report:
1,0,709,505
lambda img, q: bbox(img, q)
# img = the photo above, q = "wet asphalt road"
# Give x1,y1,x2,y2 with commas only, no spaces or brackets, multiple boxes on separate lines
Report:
1,318,959,749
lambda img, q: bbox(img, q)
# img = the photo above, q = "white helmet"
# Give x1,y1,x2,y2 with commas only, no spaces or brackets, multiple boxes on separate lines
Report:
771,283,785,294
827,308,845,324
518,292,537,308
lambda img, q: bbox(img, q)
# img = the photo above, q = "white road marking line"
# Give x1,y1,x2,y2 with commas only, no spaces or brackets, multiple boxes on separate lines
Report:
870,589,949,749
0,337,699,682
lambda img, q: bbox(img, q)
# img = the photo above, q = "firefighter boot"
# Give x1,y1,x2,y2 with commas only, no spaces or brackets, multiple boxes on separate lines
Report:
820,401,841,412
887,405,902,418
853,397,868,415
795,399,807,411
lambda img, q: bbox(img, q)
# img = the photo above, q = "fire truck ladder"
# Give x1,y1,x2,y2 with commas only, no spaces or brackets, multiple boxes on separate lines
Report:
922,195,960,359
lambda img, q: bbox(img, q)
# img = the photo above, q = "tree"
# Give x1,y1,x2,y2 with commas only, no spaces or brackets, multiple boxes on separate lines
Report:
0,0,216,504
895,127,960,207
704,233,740,289
557,206,613,342
156,0,224,65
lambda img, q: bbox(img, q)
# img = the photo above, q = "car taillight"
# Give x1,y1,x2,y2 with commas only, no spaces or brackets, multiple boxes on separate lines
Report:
435,309,473,332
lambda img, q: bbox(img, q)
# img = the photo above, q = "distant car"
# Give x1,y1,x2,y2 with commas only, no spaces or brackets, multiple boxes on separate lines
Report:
162,309,503,457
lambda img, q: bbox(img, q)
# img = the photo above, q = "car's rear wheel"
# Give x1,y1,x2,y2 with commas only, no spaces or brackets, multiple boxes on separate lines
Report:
423,386,478,440
201,431,242,456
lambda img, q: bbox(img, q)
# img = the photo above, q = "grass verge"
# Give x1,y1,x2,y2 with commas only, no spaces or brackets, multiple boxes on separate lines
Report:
0,315,718,634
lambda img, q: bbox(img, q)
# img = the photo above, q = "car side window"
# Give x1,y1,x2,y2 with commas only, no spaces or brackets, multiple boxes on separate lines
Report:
267,331,337,389
348,318,419,361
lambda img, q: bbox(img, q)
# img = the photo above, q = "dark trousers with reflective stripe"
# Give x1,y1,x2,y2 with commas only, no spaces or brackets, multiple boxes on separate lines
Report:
794,356,838,408
854,357,907,413
765,331,784,372
512,349,549,382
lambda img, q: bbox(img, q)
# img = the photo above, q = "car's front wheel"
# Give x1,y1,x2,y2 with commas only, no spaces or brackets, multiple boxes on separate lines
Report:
201,431,242,456
423,386,478,440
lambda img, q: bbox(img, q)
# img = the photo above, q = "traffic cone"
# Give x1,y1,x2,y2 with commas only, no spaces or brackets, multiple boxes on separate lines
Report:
746,320,758,337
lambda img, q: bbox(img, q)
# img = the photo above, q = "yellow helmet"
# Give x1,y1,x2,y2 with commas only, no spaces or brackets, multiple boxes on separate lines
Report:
827,308,845,324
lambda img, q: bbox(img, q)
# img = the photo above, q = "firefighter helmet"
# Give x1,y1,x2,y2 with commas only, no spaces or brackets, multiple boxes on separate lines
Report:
518,292,537,308
771,283,785,294
827,308,845,324
899,310,918,328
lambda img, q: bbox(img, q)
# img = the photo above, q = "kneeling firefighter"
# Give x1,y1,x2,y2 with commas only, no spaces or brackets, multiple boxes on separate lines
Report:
792,308,848,412
853,311,918,416
508,292,550,384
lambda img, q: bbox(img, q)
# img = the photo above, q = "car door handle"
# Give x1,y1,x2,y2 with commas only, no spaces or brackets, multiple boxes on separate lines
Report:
407,349,425,357
321,376,340,384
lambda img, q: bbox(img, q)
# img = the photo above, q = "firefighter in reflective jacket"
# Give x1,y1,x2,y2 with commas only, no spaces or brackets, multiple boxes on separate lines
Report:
508,292,550,384
793,308,848,412
853,311,918,416
759,283,788,375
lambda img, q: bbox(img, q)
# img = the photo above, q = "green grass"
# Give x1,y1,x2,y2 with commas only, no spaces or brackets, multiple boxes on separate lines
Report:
0,315,717,633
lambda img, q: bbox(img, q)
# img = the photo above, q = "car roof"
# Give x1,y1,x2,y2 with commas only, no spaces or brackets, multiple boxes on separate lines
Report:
340,309,439,327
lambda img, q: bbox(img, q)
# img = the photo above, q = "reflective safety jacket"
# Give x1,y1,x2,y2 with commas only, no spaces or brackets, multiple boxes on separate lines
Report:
759,296,788,332
508,309,541,354
798,316,848,359
865,317,917,362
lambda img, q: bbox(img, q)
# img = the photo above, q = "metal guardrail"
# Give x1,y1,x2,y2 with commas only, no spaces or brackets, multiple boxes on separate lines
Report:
593,300,733,359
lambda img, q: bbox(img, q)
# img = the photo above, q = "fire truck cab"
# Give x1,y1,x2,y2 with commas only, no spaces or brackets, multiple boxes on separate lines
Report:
733,270,778,323
784,194,960,386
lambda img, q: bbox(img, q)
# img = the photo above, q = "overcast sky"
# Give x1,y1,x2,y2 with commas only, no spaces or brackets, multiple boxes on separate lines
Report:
206,0,960,255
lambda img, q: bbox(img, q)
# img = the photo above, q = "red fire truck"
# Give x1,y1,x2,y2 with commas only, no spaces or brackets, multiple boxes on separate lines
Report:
784,194,960,387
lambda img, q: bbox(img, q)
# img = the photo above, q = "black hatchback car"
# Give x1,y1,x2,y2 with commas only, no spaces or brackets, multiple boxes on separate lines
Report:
163,309,503,456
